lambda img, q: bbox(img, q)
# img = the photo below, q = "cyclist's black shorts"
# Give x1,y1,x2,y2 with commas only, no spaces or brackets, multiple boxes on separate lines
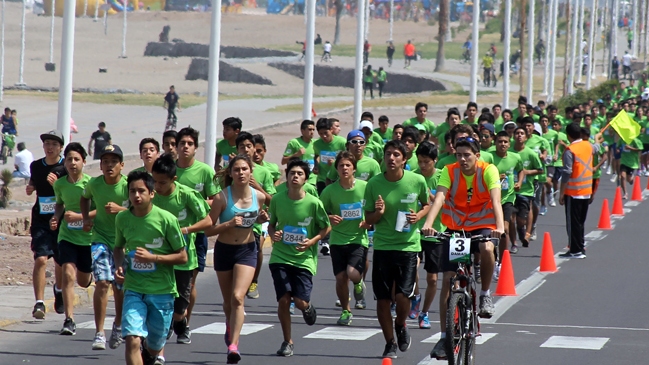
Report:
440,228,492,272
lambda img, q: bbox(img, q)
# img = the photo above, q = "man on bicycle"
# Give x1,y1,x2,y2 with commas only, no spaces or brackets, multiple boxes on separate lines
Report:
482,52,494,86
2,107,17,158
163,85,181,127
462,38,472,61
422,136,504,360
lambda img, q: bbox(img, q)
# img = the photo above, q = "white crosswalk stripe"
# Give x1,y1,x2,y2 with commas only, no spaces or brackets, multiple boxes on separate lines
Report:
303,327,382,340
192,322,273,335
540,336,610,350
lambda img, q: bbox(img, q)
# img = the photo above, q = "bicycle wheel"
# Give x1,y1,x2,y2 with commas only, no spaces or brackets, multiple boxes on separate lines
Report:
446,292,466,365
463,299,477,365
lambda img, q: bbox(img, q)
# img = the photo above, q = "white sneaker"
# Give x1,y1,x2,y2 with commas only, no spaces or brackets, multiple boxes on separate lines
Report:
606,166,612,175
549,197,556,207
492,263,501,282
610,174,617,183
644,170,649,177
92,332,106,350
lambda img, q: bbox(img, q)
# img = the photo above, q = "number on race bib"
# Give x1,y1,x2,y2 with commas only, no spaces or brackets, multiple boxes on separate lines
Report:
395,211,411,232
340,202,362,220
320,151,337,165
283,226,307,245
449,237,471,263
501,176,510,191
39,196,56,214
128,250,156,272
67,220,84,230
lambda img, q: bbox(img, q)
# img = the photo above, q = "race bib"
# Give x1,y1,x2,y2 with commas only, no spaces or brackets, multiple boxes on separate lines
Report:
67,220,83,230
238,212,257,228
128,250,156,272
306,159,315,172
282,226,307,245
39,196,56,214
340,202,362,220
449,237,471,263
501,176,510,191
358,172,369,181
223,154,230,165
368,230,374,246
395,211,411,232
320,151,337,165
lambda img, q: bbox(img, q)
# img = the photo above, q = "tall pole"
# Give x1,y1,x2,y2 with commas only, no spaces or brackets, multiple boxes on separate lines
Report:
568,0,578,94
364,0,370,41
645,0,649,66
548,0,558,102
613,0,619,64
0,0,4,102
543,0,554,95
56,0,76,146
49,0,55,64
121,0,127,58
17,0,26,86
577,0,585,83
642,0,647,62
204,0,222,169
633,0,639,56
469,0,479,102
94,0,99,21
603,0,609,76
587,0,597,88
389,0,393,41
83,0,88,17
302,0,315,121
353,0,365,128
526,0,535,98
503,0,512,108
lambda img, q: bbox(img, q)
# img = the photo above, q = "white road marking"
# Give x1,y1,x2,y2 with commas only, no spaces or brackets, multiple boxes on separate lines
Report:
489,321,649,332
540,335,609,350
625,201,640,207
192,322,273,335
584,230,603,240
76,317,114,330
303,327,382,340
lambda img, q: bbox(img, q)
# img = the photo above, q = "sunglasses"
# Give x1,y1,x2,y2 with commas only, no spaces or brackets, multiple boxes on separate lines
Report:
349,140,366,145
456,136,477,143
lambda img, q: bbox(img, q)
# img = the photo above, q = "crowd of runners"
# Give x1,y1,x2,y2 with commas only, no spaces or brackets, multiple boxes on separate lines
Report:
21,78,645,364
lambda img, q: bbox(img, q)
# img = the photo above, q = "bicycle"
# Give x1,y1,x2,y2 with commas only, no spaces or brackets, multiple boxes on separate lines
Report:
165,108,179,131
321,52,332,62
490,67,498,87
1,133,16,165
431,232,499,365
460,49,471,64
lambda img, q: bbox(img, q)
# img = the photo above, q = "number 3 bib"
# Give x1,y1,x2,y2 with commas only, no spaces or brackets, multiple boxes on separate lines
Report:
449,237,471,263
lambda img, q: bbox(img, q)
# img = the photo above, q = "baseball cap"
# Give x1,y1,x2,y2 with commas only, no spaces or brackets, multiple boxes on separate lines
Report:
347,130,365,141
480,123,495,134
413,124,427,132
503,121,517,130
99,144,124,162
597,99,604,104
359,120,373,130
40,130,64,145
533,122,542,136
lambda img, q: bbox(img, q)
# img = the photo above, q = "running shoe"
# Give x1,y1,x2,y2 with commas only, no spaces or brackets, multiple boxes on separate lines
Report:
109,322,123,349
530,226,537,241
335,299,341,307
408,296,421,319
154,356,166,365
644,170,649,177
173,317,187,336
320,242,330,256
337,310,353,326
276,341,294,357
60,317,76,336
177,327,192,344
549,196,557,207
478,295,495,318
247,282,260,299
430,338,447,359
610,174,618,183
92,332,107,350
32,302,46,320
353,280,366,301
510,244,519,254
418,312,431,329
227,344,241,364
559,251,586,259
53,286,64,315
289,301,295,314
539,205,547,216
396,325,411,352
355,299,366,309
382,341,398,359
390,302,397,318
302,303,317,325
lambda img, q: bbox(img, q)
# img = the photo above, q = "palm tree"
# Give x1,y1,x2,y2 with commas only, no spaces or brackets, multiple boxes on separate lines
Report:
333,0,343,44
435,0,449,71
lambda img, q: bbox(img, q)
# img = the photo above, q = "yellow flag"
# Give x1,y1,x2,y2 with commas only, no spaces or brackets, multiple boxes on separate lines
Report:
610,110,641,144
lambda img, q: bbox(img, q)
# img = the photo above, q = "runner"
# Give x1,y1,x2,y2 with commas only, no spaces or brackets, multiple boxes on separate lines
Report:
80,144,129,350
326,130,381,184
50,142,93,335
88,122,112,160
320,151,369,326
432,108,462,151
151,154,212,362
463,102,479,125
392,124,404,141
540,115,559,209
253,134,281,184
436,124,494,168
268,159,330,357
282,120,317,185
114,171,187,365
374,116,393,143
359,120,385,162
204,154,267,363
313,118,347,194
382,127,419,172
131,138,160,174
364,140,430,359
162,130,178,161
422,136,504,360
618,131,642,199
163,85,181,127
216,117,242,170
175,127,218,344
403,102,436,136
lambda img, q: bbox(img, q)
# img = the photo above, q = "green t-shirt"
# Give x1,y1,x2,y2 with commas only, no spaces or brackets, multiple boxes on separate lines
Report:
637,117,649,144
620,138,643,169
492,153,524,204
115,205,186,296
268,191,330,275
261,160,281,183
152,182,209,271
435,151,494,170
542,129,559,161
129,166,150,175
593,145,607,179
433,123,451,152
283,137,317,184
314,136,347,183
320,180,369,247
553,132,570,167
364,171,429,252
510,146,543,197
54,174,93,246
176,160,218,199
368,132,384,147
494,116,504,132
216,139,237,167
403,118,436,135
374,127,393,143
414,169,445,242
363,142,384,163
253,163,277,196
381,153,419,172
594,116,606,129
81,175,130,249
326,155,382,182
275,181,318,197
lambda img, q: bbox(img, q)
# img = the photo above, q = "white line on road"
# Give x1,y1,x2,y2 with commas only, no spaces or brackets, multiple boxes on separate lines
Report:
540,335,609,350
488,321,649,332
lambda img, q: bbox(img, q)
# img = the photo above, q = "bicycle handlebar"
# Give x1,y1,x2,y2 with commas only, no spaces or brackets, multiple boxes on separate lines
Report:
425,232,499,243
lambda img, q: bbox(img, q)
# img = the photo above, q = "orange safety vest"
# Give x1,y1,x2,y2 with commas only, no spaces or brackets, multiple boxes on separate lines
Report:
441,160,497,231
565,140,593,196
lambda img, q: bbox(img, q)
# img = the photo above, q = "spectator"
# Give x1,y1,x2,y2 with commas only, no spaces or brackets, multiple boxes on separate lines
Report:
163,85,181,125
612,55,620,79
1,107,16,135
13,142,33,179
404,40,416,69
363,40,371,64
315,33,322,45
627,28,633,49
88,122,112,160
377,67,387,97
386,41,395,67
622,51,632,79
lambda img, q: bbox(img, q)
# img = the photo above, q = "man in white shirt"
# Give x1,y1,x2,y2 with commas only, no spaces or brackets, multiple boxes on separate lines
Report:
322,41,332,62
13,142,33,179
622,51,633,79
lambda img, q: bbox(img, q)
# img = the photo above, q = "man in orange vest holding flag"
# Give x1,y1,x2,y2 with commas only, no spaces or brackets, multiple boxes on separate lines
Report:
422,136,504,360
559,122,601,259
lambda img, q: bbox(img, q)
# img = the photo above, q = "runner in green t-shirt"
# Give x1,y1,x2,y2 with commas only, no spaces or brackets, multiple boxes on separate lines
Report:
215,117,241,169
268,159,330,357
364,140,429,358
382,127,420,172
80,143,129,351
151,154,212,352
580,128,607,203
114,171,187,365
162,130,178,161
634,107,649,176
129,138,160,175
282,120,317,185
360,119,386,161
314,118,347,194
326,130,381,183
403,102,436,135
540,115,559,209
320,151,370,326
375,115,393,143
252,134,281,184
50,143,94,335
435,124,494,169
619,137,643,199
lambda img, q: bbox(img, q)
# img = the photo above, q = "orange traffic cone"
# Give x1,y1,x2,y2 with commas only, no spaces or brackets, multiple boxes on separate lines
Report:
632,176,643,201
611,187,624,216
597,199,612,230
539,232,558,273
381,358,392,365
494,250,517,296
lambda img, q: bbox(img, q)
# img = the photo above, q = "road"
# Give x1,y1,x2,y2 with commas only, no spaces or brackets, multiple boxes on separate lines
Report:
0,176,647,364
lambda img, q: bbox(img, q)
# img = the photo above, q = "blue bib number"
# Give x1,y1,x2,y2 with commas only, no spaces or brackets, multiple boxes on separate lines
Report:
283,226,307,245
39,196,56,214
306,159,315,172
320,151,337,165
128,250,156,272
340,202,362,220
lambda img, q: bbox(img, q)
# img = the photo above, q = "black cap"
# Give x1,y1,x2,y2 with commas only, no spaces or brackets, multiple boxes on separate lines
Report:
40,130,64,145
99,144,123,161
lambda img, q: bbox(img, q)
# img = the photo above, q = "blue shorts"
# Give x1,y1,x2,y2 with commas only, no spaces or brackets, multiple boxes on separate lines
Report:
122,290,174,351
195,233,208,272
214,241,257,271
269,263,313,302
91,243,115,283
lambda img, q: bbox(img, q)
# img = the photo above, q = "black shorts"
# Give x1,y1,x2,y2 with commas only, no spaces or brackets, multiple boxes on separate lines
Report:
31,224,59,264
213,241,257,271
269,263,313,302
552,166,564,183
58,240,92,273
620,164,635,176
546,166,556,178
441,228,492,272
642,143,649,153
514,194,531,219
330,244,368,276
316,181,327,195
502,202,515,222
195,233,208,272
372,250,418,300
533,181,542,206
421,241,443,274
174,269,193,315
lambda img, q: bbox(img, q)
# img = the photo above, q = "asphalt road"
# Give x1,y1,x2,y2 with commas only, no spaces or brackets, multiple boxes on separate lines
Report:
0,176,648,365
